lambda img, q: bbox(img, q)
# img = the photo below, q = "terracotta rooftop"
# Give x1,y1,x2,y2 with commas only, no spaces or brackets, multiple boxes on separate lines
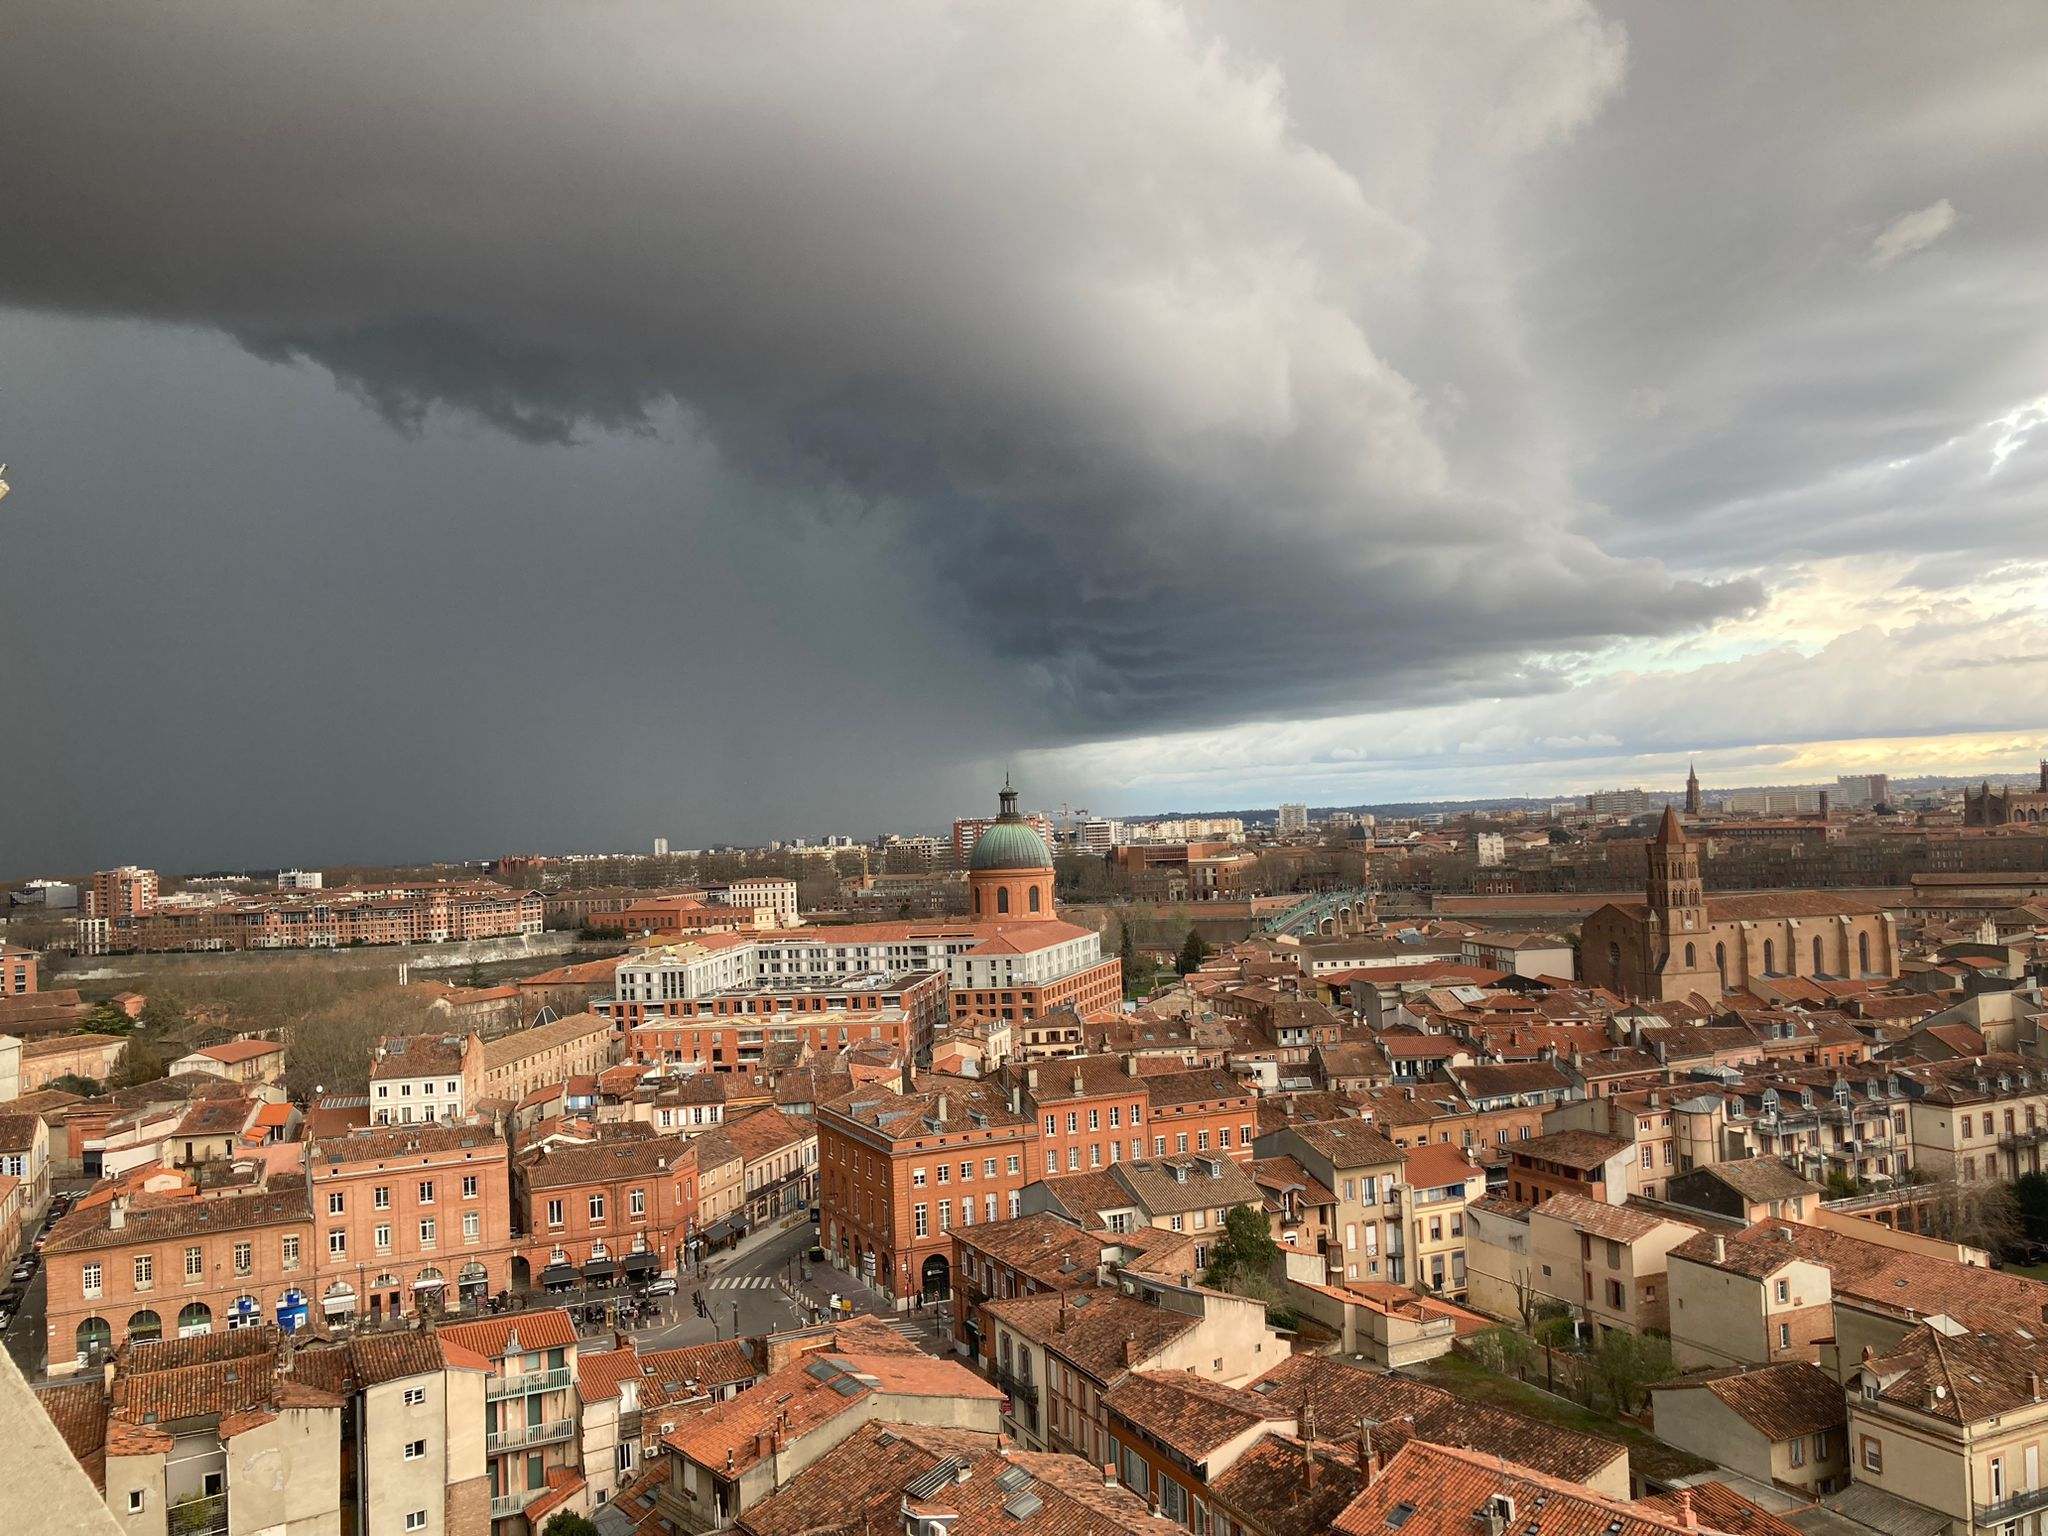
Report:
740,1420,1179,1536
1641,1483,1803,1536
1102,1369,1291,1458
481,1010,611,1071
1857,1321,2048,1424
1670,1218,2048,1329
953,1211,1111,1283
1248,1354,1625,1487
981,1289,1198,1384
1514,1128,1631,1169
1332,1440,1698,1536
44,1184,310,1255
1652,1361,1845,1442
519,1130,695,1188
1209,1432,1365,1536
1534,1192,1685,1244
370,1032,472,1079
436,1308,580,1359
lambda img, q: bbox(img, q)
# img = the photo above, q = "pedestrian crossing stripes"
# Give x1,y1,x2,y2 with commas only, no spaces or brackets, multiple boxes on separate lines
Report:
705,1275,776,1290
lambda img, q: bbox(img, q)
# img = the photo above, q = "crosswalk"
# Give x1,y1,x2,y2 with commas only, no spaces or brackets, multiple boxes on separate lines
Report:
705,1275,777,1290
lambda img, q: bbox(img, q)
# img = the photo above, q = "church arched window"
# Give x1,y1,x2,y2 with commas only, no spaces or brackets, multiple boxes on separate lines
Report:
997,887,1010,915
1714,943,1726,982
1684,943,1696,968
1028,885,1041,913
1812,936,1824,975
972,887,981,915
1607,942,1621,975
1858,933,1871,974
1763,939,1776,975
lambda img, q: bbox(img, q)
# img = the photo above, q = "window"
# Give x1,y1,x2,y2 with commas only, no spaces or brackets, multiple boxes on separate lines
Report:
283,1235,300,1270
135,1255,153,1288
1778,1323,1791,1350
547,1199,563,1228
630,1188,645,1216
462,1175,478,1199
374,1185,390,1210
418,1180,435,1205
914,1204,929,1238
376,1225,392,1252
83,1263,101,1299
186,1246,204,1280
405,1439,426,1460
330,1231,347,1258
913,1166,927,1187
419,1219,436,1246
403,1386,426,1406
233,1242,252,1276
328,1191,346,1215
936,1165,950,1184
464,1212,480,1240
128,1493,144,1514
1775,1279,1789,1303
1066,1113,1078,1134
1861,1436,1882,1472
405,1514,427,1532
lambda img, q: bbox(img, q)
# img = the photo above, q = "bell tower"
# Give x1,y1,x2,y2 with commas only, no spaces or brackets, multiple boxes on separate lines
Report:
1684,761,1701,818
1647,805,1705,937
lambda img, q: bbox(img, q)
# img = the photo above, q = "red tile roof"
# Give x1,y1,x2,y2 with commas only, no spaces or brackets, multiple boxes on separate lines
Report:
435,1308,579,1359
1333,1441,1697,1536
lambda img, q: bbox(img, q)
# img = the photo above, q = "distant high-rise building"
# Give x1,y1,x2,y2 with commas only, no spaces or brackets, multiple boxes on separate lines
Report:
1275,803,1309,835
1834,773,1890,810
277,869,323,891
87,866,157,920
654,836,669,856
1468,831,1506,866
1726,790,1822,814
1583,788,1653,817
1074,818,1124,854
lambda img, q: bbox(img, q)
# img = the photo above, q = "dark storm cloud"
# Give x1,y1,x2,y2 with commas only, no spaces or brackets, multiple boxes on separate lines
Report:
5,1,2047,871
0,0,1750,750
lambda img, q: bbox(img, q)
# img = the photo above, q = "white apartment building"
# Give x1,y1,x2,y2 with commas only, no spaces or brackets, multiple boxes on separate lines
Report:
703,878,799,924
1275,804,1309,835
1074,819,1125,854
276,869,324,890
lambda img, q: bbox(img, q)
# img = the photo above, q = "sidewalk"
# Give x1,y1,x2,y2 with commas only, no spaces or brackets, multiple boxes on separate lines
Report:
782,1256,961,1355
695,1210,812,1281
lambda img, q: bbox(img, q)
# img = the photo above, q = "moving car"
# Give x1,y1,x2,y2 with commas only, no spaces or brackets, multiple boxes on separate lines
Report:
641,1277,677,1298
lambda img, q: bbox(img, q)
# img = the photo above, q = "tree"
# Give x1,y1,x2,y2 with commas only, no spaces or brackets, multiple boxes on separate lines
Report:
1119,919,1137,978
541,1514,600,1536
1203,1204,1280,1291
2016,1172,2048,1242
139,990,193,1035
1923,1180,2022,1256
281,985,439,1100
1591,1329,1675,1415
464,958,486,990
45,1073,104,1097
1177,927,1211,975
110,1036,170,1089
81,1000,136,1035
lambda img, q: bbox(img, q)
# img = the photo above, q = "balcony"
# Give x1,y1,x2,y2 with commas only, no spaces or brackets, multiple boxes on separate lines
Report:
1977,1486,2048,1529
489,1492,529,1519
168,1493,228,1536
2000,1127,2048,1150
486,1366,572,1399
487,1418,574,1453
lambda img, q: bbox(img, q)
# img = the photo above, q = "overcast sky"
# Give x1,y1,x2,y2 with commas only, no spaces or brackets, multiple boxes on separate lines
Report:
4,2,2047,873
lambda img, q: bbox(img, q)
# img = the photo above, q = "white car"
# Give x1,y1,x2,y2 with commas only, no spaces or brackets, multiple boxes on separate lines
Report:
641,1277,678,1298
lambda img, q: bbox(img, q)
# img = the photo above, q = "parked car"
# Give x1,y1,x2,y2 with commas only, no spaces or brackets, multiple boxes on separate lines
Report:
9,1263,32,1284
641,1277,677,1298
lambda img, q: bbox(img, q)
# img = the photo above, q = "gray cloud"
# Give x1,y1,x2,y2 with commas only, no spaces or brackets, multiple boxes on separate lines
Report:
1,2,2044,869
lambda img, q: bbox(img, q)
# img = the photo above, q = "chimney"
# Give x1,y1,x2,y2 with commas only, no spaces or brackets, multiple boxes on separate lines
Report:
1124,1054,1138,1077
1058,1295,1069,1333
1073,1069,1085,1095
1675,1489,1697,1530
1123,1331,1139,1367
1027,1067,1039,1092
1302,1401,1319,1491
2031,1372,2043,1403
109,1196,126,1231
1101,1463,1117,1489
1712,1235,1726,1262
935,1092,949,1122
1356,1419,1378,1486
1818,790,1831,820
1011,1084,1022,1114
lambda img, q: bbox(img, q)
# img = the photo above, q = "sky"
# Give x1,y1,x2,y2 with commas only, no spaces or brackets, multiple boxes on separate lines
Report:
3,1,2047,873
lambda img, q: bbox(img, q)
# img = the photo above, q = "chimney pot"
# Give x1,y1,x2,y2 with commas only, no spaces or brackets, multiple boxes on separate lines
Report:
1712,1235,1726,1262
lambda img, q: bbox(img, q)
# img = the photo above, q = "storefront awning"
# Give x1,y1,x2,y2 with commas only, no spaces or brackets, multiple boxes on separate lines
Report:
697,1217,745,1245
323,1295,356,1314
413,1276,446,1291
582,1258,620,1280
621,1251,660,1273
539,1264,578,1289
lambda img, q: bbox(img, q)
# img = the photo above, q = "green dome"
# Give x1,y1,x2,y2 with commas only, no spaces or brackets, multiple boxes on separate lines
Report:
970,819,1052,871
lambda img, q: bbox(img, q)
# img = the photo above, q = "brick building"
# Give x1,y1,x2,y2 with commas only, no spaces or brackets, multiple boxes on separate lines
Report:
623,969,948,1073
308,1123,517,1323
370,1031,487,1125
1,940,37,995
43,1182,316,1373
479,1012,616,1105
514,1130,698,1290
817,1071,1036,1308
